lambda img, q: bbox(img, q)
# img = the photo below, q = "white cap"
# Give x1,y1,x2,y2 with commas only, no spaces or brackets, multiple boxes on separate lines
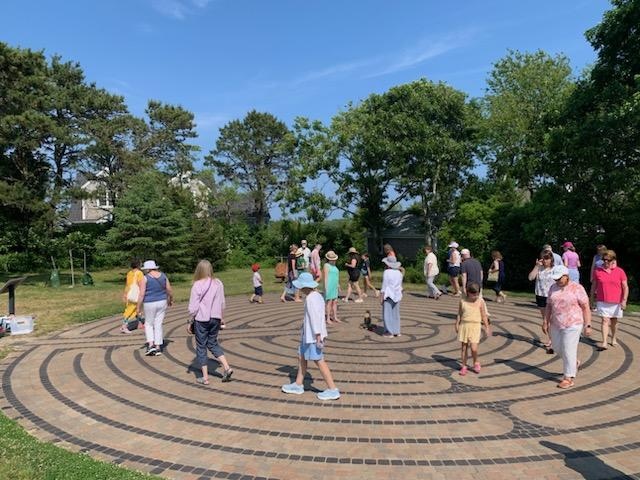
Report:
551,265,569,280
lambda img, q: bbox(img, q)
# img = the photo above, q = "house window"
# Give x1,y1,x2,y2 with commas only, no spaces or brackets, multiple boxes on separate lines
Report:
96,191,111,208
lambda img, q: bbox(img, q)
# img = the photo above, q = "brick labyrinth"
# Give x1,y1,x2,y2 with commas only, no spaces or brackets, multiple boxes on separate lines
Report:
1,293,640,479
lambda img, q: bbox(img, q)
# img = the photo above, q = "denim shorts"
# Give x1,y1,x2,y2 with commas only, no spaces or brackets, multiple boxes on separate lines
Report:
299,340,324,361
254,286,263,296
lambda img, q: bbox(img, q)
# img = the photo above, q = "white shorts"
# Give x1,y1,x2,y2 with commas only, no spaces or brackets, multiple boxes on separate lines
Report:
597,301,623,319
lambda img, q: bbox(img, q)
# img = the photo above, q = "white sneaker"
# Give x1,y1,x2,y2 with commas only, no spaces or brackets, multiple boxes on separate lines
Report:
282,383,304,395
317,388,340,400
354,298,364,303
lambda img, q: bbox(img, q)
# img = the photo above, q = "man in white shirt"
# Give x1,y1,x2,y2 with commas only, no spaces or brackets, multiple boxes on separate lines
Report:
423,245,441,299
301,240,311,269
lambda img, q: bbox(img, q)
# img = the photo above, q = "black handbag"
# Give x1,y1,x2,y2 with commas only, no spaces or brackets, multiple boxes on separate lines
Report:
126,315,144,331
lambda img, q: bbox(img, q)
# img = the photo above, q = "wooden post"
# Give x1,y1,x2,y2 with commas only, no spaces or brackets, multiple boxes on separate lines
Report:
69,249,75,287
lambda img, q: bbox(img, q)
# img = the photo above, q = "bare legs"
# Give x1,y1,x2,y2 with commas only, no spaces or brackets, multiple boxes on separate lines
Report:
611,318,619,345
362,276,379,297
600,317,619,349
449,275,461,296
326,299,339,323
344,281,363,302
538,307,552,351
293,355,336,390
460,342,479,367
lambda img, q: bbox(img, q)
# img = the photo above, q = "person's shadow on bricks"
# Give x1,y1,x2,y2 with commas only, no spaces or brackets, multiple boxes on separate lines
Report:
431,354,460,371
493,331,542,347
275,366,321,392
186,357,223,379
540,441,633,479
494,358,559,381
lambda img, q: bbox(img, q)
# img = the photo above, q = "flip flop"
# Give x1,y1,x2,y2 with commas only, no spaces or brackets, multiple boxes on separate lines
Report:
196,377,209,385
557,379,574,389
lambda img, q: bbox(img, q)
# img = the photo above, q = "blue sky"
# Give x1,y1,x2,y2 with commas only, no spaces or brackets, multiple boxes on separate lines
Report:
2,0,611,153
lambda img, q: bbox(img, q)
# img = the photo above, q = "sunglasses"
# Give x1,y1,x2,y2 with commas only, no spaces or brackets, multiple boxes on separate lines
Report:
603,258,613,262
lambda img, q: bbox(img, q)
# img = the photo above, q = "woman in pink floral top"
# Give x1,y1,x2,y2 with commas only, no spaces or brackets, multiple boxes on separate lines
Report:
543,265,592,389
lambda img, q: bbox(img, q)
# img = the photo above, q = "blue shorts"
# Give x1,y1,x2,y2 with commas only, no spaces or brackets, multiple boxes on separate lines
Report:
448,266,461,277
254,286,263,296
299,341,324,361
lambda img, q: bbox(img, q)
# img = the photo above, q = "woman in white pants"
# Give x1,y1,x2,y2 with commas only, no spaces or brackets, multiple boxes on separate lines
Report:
423,245,441,299
543,266,592,389
137,260,173,356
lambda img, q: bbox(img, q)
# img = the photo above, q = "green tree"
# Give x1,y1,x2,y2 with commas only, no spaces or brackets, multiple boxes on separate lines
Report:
547,0,640,286
292,79,475,253
80,92,147,208
206,110,295,226
0,43,54,256
98,172,191,271
139,100,199,176
292,100,412,254
43,57,96,210
379,80,477,248
481,50,574,192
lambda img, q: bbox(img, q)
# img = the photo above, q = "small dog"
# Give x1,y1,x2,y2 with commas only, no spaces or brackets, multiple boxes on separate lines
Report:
361,310,376,331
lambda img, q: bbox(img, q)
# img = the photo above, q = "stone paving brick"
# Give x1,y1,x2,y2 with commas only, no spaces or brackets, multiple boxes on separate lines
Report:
2,292,640,479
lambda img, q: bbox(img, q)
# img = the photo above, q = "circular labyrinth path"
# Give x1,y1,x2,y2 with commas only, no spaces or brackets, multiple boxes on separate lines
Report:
2,292,640,479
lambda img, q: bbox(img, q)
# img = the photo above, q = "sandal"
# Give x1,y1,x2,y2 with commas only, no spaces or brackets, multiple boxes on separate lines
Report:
557,379,574,389
196,377,209,385
221,369,234,382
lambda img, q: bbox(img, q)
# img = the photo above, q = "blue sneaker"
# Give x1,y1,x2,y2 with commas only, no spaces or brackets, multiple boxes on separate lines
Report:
281,383,304,395
317,388,340,401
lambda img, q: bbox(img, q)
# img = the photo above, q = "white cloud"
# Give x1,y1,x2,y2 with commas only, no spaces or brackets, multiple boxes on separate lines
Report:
289,58,376,86
269,28,478,89
148,0,213,20
364,29,479,78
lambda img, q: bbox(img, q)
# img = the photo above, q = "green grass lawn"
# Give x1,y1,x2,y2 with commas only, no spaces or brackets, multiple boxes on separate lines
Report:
0,413,158,480
1,267,636,479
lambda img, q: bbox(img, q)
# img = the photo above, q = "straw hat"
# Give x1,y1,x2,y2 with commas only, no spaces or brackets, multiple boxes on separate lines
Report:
325,250,338,261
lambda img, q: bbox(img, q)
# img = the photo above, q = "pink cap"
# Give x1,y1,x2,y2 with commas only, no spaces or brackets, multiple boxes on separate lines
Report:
562,241,574,249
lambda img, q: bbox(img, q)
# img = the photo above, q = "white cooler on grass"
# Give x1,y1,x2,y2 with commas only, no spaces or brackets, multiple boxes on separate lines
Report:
4,315,35,335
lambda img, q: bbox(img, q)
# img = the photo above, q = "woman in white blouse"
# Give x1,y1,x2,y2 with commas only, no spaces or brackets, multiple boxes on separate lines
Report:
380,256,404,337
528,252,555,353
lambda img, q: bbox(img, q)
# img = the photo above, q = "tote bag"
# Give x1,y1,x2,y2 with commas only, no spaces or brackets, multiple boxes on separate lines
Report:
126,281,140,303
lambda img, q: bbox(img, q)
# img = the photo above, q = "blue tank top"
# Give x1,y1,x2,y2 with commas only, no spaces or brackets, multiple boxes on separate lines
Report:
144,273,167,302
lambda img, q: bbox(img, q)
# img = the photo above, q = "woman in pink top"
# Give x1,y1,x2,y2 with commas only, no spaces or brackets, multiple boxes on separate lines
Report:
561,241,581,284
188,260,233,385
543,265,592,389
591,250,628,351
